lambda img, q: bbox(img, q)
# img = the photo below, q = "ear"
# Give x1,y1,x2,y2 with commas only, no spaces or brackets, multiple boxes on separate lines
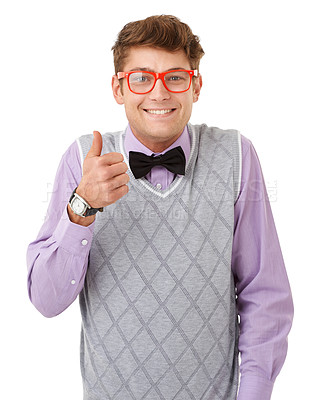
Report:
112,75,124,105
193,73,202,103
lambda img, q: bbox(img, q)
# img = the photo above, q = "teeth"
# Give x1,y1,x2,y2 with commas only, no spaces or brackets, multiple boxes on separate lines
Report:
146,109,173,115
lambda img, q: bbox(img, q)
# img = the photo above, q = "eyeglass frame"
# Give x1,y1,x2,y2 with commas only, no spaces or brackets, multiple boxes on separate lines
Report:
116,69,199,94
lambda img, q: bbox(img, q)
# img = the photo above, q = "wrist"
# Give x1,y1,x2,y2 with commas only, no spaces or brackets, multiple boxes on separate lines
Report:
67,203,96,226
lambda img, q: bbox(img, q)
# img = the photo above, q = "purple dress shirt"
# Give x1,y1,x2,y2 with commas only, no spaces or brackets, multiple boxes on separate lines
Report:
27,125,293,400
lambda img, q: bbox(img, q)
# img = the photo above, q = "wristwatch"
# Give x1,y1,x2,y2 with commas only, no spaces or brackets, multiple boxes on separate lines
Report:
69,188,103,217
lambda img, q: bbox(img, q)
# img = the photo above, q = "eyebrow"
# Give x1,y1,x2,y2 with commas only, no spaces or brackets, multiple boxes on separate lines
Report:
128,67,187,72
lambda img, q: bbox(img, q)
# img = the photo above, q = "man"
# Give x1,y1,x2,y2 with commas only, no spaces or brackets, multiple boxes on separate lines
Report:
27,15,293,400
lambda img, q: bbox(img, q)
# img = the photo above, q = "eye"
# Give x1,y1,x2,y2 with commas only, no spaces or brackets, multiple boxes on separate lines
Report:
130,72,153,84
165,71,189,83
168,75,183,81
136,76,148,82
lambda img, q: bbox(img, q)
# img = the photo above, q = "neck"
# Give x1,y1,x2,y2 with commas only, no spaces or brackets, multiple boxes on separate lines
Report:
131,131,184,153
138,139,178,153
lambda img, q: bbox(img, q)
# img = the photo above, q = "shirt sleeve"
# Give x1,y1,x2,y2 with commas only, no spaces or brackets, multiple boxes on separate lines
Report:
232,135,294,400
26,140,95,317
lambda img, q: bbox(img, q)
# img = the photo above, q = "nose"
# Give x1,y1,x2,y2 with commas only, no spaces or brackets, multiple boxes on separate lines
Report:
149,77,171,100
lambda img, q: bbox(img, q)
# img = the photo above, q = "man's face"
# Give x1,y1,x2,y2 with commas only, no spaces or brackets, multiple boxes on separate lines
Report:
112,46,202,152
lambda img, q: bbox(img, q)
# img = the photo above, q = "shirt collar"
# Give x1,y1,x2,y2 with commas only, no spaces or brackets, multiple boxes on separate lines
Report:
124,124,191,163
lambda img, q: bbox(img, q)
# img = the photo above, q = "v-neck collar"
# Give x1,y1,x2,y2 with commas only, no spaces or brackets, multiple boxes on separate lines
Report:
118,124,197,199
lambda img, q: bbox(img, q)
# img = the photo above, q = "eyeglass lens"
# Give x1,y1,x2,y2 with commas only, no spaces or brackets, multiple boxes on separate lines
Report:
128,71,191,93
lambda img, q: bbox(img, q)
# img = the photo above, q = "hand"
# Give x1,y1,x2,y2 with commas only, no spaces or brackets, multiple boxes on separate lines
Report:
76,130,129,209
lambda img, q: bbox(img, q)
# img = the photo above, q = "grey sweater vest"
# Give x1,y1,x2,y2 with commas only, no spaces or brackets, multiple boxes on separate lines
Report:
77,123,241,400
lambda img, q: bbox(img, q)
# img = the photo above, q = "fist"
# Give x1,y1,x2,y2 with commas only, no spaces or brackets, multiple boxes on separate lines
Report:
76,131,129,208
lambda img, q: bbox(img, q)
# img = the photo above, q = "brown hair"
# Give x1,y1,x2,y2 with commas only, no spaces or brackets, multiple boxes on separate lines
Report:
111,15,205,73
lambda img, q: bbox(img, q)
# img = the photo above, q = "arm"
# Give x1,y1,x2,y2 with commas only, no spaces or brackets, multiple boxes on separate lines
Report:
27,132,130,318
26,141,95,317
232,136,294,399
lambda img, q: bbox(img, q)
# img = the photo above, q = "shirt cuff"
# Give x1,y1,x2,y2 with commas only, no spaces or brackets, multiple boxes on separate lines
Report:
237,374,274,400
52,206,95,254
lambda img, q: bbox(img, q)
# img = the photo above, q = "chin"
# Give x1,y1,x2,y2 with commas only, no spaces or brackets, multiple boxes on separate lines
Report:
145,125,181,139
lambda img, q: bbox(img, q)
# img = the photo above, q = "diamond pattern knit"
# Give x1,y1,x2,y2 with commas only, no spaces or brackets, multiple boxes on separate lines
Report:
78,124,241,400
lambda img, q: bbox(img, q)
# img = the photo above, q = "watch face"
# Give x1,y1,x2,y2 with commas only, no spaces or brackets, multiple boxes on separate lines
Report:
72,197,86,215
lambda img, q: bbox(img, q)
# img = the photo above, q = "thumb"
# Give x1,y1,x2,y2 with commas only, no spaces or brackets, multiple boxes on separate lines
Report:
87,131,103,157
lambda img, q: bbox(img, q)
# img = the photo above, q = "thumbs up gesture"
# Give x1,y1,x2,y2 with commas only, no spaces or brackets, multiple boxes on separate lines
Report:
75,131,129,210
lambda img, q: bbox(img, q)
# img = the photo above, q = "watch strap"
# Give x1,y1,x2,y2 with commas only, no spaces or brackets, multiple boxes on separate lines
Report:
84,205,104,216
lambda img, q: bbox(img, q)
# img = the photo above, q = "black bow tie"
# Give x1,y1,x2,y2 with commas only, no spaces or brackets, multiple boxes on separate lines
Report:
129,146,186,179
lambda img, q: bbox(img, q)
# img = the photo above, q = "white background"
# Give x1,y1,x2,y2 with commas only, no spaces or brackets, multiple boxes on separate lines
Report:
1,0,319,398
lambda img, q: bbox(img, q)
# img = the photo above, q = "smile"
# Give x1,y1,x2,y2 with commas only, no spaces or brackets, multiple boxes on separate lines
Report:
144,109,175,115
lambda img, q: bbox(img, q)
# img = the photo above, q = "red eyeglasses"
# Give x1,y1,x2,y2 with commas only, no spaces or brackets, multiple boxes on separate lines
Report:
117,69,198,94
